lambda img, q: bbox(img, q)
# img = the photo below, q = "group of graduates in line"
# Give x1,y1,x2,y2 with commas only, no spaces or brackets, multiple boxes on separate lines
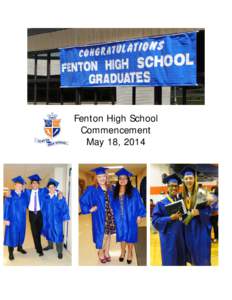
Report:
152,166,218,266
4,174,70,261
80,167,146,264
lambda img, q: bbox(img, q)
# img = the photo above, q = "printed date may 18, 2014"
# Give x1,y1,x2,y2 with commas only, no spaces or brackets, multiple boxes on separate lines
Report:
85,137,146,148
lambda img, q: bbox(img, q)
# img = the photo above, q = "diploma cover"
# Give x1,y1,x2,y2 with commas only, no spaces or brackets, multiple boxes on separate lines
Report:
165,199,187,216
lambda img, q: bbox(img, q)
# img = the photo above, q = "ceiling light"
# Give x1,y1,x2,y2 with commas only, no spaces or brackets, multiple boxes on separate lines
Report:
105,166,124,169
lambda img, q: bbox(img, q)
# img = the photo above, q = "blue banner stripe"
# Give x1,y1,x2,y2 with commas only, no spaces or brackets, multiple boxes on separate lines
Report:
60,32,197,87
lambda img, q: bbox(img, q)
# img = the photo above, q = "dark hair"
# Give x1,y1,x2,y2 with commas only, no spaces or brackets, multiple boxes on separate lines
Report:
113,176,133,199
47,183,55,188
31,180,40,184
211,186,218,196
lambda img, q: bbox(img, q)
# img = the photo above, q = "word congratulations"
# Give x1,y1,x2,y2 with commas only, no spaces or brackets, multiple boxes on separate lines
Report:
76,40,165,57
60,32,197,87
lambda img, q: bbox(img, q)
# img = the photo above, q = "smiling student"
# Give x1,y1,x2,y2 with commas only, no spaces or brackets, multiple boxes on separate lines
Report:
112,168,146,264
42,178,70,259
152,173,186,266
181,166,212,266
79,167,115,263
25,174,47,257
3,176,29,261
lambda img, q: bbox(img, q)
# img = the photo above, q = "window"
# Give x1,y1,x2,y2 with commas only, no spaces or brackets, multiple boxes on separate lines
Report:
27,50,116,104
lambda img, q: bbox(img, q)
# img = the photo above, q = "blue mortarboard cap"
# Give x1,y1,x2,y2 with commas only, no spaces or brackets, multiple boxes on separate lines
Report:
163,173,182,185
115,168,133,177
47,178,59,187
28,174,42,182
12,176,26,185
91,167,108,175
180,166,197,177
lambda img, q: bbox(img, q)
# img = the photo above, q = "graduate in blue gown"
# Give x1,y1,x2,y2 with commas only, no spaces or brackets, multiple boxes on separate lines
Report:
42,178,70,259
4,176,29,261
112,168,146,264
79,167,115,263
181,166,212,266
152,174,186,266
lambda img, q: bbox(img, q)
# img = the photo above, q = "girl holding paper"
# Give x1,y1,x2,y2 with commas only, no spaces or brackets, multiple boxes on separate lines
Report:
181,166,212,266
79,167,115,263
152,173,186,266
112,168,146,264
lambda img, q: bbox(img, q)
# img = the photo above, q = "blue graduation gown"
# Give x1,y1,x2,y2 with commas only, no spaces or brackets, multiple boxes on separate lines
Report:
184,206,212,266
4,191,29,247
79,185,113,249
112,188,146,243
42,194,70,243
152,197,186,266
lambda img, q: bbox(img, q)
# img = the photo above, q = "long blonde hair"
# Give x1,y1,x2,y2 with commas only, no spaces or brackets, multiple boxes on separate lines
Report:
182,175,198,209
93,174,112,190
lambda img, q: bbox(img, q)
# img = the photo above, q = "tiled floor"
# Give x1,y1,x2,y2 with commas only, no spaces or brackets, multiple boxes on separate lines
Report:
79,214,146,266
3,214,71,267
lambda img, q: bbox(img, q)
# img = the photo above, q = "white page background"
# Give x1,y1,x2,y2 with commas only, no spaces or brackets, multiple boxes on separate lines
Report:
0,1,231,300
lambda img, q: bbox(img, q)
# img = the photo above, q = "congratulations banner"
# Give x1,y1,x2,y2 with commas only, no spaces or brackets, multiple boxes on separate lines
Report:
60,32,197,87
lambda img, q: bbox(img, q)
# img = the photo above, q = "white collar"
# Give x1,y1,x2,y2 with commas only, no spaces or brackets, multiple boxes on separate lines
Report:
49,193,56,198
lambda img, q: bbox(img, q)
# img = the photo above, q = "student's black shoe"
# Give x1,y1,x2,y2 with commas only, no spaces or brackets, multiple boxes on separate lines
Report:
127,259,132,264
17,247,27,254
38,252,44,256
119,251,126,262
43,246,53,251
9,253,14,261
58,253,63,259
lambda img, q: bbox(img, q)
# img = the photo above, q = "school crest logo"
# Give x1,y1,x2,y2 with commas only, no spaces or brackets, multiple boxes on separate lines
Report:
44,113,61,138
35,113,68,146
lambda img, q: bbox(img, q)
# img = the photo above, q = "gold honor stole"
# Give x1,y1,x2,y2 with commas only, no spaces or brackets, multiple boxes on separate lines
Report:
166,195,175,203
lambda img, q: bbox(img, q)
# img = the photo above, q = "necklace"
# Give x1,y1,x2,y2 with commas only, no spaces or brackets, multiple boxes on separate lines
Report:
186,195,192,210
